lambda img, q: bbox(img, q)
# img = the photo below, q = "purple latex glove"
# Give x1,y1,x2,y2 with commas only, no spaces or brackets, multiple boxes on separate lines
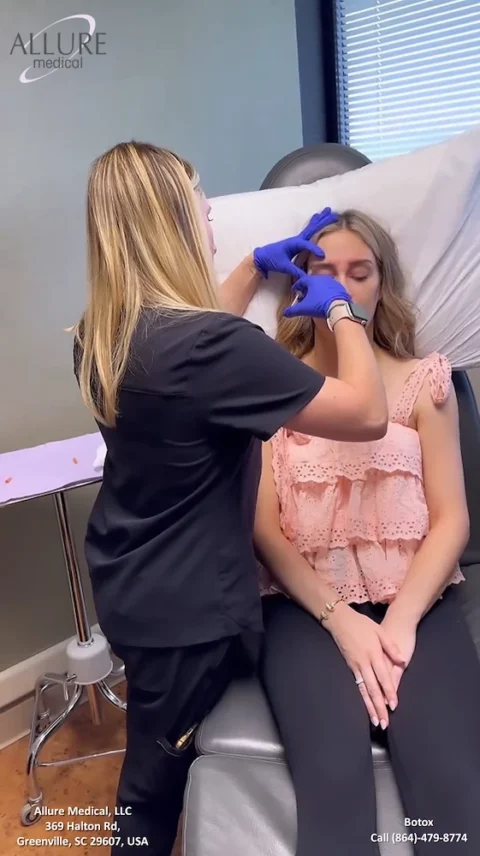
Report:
253,207,338,279
283,273,351,319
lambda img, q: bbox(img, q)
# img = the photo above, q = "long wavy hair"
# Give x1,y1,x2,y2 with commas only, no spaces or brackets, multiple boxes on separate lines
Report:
276,209,417,360
74,141,219,426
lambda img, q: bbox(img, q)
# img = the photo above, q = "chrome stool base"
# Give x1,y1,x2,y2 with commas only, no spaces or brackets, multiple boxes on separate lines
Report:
21,489,127,826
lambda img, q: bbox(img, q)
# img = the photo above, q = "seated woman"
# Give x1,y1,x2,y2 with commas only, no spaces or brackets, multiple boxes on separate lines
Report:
254,209,480,856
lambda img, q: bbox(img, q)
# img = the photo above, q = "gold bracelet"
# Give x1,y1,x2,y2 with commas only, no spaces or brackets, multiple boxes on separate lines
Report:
319,599,342,622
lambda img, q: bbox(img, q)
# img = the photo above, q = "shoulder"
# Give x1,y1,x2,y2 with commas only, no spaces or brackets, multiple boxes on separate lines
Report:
418,351,451,373
396,355,422,382
414,353,455,422
124,311,246,392
191,311,270,361
130,310,262,358
195,311,265,340
417,352,452,404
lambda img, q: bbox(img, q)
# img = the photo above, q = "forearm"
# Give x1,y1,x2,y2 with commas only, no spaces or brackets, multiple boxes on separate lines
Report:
334,318,388,429
219,253,263,316
386,517,469,625
255,531,339,621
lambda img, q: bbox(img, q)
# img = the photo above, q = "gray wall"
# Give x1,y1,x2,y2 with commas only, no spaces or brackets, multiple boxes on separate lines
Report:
0,0,303,671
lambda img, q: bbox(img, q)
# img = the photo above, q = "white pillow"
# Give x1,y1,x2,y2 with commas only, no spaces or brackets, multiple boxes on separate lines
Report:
211,125,480,369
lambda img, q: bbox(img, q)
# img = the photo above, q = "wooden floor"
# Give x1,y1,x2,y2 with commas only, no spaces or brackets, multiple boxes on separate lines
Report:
0,682,181,855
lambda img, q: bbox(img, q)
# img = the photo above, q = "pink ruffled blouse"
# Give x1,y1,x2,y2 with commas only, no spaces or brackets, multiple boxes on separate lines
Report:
260,353,464,604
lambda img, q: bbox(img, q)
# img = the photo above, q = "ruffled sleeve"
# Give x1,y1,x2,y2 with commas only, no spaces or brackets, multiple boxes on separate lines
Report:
392,353,452,425
428,353,452,405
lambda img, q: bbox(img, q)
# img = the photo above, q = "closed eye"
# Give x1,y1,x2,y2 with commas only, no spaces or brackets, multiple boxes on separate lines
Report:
308,262,335,276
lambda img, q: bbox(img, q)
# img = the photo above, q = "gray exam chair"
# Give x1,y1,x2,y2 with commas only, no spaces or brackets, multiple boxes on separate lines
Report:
183,145,480,856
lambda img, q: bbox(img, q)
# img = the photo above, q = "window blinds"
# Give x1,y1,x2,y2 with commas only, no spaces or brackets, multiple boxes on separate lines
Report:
335,0,480,160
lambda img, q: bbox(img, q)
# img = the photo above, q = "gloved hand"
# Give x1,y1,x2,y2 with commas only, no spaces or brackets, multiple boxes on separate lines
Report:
253,207,338,279
283,273,351,319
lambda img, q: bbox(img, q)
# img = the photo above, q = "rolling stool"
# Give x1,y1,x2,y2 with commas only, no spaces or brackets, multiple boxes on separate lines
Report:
0,433,126,825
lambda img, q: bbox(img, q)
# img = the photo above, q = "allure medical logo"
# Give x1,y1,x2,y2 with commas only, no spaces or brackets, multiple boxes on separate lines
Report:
9,14,106,83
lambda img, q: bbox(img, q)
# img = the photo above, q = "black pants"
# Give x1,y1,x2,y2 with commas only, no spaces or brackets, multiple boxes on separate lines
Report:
261,590,480,856
110,633,258,856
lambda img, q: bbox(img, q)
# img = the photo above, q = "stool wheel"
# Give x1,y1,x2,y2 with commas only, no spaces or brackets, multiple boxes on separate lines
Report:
21,804,41,826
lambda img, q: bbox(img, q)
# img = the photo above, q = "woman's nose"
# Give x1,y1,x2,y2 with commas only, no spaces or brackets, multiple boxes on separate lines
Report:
336,274,350,292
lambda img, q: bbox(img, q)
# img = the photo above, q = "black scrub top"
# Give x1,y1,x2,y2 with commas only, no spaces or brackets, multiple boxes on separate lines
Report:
75,310,324,648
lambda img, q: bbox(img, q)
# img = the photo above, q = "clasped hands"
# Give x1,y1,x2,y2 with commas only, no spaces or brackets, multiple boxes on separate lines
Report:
253,208,351,318
326,602,417,730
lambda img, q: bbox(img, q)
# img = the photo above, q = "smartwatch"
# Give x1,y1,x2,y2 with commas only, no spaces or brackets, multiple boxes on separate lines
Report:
326,300,369,332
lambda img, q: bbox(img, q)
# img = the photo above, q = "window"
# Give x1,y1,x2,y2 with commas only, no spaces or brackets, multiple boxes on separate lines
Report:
335,0,480,160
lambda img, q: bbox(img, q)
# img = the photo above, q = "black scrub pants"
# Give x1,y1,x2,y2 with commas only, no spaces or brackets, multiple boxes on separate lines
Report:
261,588,480,856
110,634,257,856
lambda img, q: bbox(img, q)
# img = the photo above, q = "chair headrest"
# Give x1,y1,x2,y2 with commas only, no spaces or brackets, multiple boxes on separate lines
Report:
260,143,371,189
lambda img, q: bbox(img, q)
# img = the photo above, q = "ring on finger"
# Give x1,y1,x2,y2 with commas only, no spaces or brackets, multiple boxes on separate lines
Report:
355,676,365,686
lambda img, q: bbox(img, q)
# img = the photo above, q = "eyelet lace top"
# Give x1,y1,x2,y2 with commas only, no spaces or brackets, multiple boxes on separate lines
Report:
260,353,464,603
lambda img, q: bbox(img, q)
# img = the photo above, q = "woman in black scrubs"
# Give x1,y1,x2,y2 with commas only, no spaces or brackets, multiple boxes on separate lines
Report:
74,141,388,855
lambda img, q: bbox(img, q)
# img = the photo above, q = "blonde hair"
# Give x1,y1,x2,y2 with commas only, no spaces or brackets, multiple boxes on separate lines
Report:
276,209,416,360
74,141,219,426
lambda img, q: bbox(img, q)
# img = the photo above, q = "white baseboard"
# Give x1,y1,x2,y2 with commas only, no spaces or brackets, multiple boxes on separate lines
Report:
0,625,123,750
0,694,40,752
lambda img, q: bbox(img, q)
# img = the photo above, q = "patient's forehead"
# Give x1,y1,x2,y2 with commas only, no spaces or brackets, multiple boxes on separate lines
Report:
309,229,375,266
